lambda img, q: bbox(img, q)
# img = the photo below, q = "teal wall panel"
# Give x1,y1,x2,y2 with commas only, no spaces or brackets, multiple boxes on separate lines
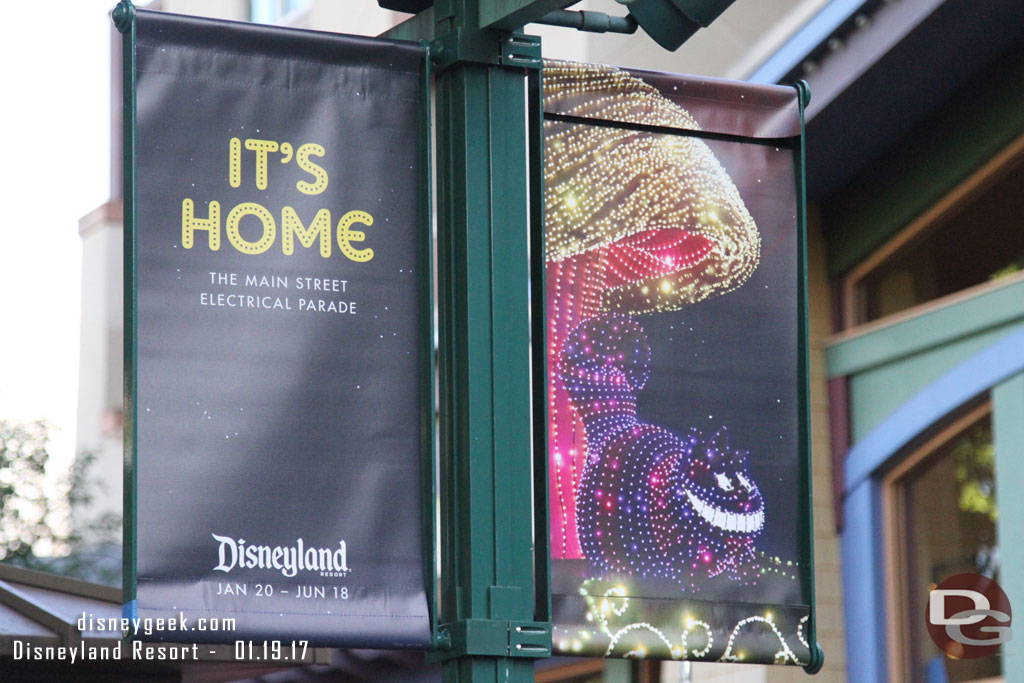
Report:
826,277,1024,440
828,277,1024,378
993,372,1024,682
848,322,1023,441
843,326,1024,491
833,279,1024,681
838,330,1024,682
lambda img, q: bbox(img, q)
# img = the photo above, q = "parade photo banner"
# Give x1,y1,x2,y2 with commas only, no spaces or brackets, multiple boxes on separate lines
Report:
123,8,431,647
543,61,814,665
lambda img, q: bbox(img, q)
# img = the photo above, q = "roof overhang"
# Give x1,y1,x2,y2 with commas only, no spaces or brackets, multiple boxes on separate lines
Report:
750,0,1024,199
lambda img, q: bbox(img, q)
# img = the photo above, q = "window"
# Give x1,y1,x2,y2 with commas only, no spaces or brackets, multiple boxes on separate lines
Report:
885,403,1000,683
842,135,1024,328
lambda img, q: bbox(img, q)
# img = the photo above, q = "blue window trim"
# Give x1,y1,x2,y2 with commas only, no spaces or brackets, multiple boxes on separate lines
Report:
844,326,1024,492
841,481,888,682
747,0,871,84
841,325,1024,683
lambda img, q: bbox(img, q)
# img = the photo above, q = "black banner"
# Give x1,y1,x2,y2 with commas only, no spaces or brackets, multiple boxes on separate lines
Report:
543,62,812,664
125,9,430,647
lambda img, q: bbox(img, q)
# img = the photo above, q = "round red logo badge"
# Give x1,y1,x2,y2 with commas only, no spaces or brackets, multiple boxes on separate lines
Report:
926,573,1012,660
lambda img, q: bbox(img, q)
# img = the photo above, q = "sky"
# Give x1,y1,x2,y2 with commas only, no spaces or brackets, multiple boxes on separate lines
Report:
1,2,114,470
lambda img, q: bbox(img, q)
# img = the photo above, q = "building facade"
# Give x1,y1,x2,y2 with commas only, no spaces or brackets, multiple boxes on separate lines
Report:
751,0,1024,681
70,1,1024,681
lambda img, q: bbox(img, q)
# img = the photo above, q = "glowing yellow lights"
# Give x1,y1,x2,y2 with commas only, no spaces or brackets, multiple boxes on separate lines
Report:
797,615,810,649
544,61,785,597
566,578,808,665
542,60,760,318
543,61,811,669
544,63,766,560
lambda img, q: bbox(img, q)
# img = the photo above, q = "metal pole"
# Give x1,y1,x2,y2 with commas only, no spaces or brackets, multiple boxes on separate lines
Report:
429,2,550,682
533,9,638,34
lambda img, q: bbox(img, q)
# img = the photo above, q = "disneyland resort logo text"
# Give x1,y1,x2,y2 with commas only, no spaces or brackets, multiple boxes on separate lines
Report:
212,534,349,578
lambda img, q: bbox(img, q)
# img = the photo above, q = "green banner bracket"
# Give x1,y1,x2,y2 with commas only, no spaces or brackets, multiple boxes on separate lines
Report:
429,619,552,661
428,27,540,70
793,77,824,676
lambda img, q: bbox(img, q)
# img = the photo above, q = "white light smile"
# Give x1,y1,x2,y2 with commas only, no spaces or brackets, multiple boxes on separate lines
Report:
684,489,764,534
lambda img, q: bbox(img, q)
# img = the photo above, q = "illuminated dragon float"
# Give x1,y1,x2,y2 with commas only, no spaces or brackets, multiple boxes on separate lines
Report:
544,61,764,585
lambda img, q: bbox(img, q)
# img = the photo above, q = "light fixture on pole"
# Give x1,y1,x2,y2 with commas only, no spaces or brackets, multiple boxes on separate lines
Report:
377,1,735,51
617,0,736,50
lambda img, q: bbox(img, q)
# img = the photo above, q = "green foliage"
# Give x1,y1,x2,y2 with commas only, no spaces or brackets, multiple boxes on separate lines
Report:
988,252,1024,281
952,424,998,522
0,418,61,561
988,263,1021,281
67,450,122,546
0,418,121,584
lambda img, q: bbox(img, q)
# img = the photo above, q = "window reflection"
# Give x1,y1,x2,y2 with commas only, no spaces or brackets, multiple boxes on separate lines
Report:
894,415,999,683
857,158,1024,324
